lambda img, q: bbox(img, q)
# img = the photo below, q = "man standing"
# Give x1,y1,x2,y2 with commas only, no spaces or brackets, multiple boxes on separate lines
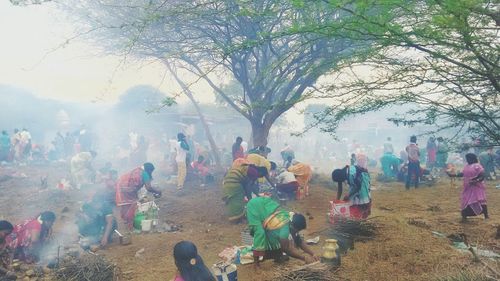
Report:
232,137,244,161
175,133,190,190
405,136,420,189
383,137,394,154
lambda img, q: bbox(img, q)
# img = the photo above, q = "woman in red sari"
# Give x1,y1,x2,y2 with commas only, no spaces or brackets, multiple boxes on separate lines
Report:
115,163,161,229
7,211,55,263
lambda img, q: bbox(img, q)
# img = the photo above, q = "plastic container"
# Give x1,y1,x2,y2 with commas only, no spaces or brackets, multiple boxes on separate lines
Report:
141,219,153,232
212,263,237,281
240,229,253,246
133,212,146,230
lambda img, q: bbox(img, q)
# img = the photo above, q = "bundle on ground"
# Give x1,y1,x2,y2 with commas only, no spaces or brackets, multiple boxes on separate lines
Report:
54,253,120,281
274,268,331,281
328,217,379,252
330,217,378,239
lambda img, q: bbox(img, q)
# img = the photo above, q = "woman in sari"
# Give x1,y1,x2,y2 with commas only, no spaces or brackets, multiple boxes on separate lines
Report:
448,153,489,222
246,197,318,264
332,154,372,219
346,154,372,219
222,164,268,223
426,137,437,169
115,163,162,229
7,212,55,263
288,161,313,198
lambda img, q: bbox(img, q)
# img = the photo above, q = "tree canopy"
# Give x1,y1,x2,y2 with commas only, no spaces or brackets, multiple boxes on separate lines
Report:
292,0,499,145
60,0,370,146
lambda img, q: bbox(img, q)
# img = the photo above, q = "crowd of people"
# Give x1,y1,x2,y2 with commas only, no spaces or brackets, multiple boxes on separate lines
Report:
0,124,498,281
0,129,33,164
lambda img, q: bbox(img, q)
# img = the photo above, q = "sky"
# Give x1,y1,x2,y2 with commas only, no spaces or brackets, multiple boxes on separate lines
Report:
0,1,215,105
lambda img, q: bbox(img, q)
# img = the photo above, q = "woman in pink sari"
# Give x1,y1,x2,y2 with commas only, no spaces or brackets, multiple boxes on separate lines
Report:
448,153,489,222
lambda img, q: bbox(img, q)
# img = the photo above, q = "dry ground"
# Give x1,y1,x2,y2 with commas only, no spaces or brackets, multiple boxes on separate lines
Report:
0,164,499,280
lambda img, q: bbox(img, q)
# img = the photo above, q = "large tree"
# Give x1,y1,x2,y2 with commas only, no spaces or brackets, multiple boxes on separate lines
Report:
60,0,367,146
291,0,499,145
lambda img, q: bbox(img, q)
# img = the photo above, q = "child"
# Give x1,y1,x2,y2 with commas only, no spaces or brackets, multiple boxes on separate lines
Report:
173,241,215,281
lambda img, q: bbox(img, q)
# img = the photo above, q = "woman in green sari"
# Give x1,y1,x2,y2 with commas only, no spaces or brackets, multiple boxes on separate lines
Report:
222,164,268,223
246,197,319,264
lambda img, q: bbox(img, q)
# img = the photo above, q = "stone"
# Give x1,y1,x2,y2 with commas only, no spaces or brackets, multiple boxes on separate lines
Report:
25,269,35,277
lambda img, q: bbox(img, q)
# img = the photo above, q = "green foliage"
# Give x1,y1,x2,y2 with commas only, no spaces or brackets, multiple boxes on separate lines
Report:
293,0,500,145
9,0,51,5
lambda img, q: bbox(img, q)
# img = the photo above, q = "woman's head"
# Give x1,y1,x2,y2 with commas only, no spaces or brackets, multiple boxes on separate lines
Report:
40,211,56,228
331,166,348,183
270,161,277,171
173,241,214,281
143,162,155,177
177,133,186,141
291,213,307,232
356,154,368,169
0,220,13,241
255,166,269,177
465,153,478,165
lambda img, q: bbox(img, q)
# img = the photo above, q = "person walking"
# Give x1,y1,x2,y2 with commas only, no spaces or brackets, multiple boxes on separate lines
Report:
175,133,190,190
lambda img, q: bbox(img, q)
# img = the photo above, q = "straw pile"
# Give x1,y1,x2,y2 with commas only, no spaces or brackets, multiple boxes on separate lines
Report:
328,217,379,252
54,253,120,281
331,218,378,239
275,268,331,281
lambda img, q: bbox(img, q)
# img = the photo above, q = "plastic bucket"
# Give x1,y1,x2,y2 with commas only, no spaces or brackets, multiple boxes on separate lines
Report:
141,219,153,232
133,212,145,230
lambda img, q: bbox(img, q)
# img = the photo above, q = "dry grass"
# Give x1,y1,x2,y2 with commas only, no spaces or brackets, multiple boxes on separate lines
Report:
332,177,500,281
436,269,496,281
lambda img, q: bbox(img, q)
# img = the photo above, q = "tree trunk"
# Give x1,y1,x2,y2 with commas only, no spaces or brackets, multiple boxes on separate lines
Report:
251,121,271,148
184,91,222,169
165,63,222,169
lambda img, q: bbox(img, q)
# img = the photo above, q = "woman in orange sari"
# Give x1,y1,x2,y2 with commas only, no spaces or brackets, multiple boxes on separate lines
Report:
288,161,313,198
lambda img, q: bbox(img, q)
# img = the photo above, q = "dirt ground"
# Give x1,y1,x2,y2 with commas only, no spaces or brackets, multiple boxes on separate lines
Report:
0,163,499,281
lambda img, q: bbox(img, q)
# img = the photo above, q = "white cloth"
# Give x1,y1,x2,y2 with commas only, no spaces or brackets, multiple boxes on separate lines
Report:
241,141,248,153
383,142,394,154
20,131,31,143
277,171,296,184
174,141,187,163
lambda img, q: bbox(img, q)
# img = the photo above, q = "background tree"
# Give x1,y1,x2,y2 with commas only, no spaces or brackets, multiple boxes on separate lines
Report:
60,0,368,146
290,0,499,145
